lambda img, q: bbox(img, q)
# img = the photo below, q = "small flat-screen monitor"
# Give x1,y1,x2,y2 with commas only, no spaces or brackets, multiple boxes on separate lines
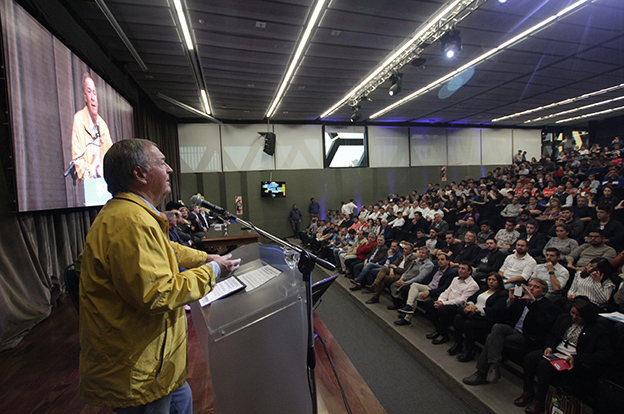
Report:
261,181,286,198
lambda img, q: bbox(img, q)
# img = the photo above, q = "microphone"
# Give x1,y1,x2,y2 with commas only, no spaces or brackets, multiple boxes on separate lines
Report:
64,160,76,177
190,195,234,221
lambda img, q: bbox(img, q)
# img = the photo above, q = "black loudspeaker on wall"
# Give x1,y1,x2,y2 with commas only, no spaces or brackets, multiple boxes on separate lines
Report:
261,132,276,156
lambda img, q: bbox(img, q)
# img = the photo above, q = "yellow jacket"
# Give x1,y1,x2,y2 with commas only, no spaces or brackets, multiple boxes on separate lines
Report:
79,192,214,407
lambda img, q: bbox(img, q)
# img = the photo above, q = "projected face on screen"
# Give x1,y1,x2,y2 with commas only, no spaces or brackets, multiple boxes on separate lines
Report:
71,74,114,182
84,76,98,121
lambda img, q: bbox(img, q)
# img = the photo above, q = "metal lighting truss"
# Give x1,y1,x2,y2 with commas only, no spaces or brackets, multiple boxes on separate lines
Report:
345,0,488,108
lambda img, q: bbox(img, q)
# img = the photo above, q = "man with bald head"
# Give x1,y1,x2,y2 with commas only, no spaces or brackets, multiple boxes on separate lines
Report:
71,73,113,179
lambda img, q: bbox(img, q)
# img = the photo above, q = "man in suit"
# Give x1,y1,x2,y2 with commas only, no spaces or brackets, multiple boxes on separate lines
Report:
352,235,388,279
350,240,401,289
462,279,560,385
421,262,480,344
394,254,458,326
365,243,416,304
429,213,449,235
522,219,548,260
388,247,435,310
380,219,394,243
449,231,482,268
473,237,506,284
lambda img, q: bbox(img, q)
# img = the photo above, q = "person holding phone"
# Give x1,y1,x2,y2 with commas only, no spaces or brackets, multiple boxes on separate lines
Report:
515,300,611,413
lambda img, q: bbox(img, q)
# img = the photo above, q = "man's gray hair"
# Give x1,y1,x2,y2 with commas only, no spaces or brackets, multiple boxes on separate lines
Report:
103,138,155,195
533,278,548,291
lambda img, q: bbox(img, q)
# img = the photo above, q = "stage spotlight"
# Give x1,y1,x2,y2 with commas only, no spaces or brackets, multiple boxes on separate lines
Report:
441,30,461,59
498,0,508,3
350,104,361,123
388,73,403,96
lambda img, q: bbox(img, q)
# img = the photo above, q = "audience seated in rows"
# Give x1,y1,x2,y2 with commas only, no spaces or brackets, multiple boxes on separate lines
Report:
296,143,624,412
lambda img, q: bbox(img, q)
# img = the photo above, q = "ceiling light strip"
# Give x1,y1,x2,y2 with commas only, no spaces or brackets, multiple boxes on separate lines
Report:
320,0,487,119
493,83,624,122
369,0,591,120
170,0,213,116
200,89,211,114
555,104,624,124
525,95,624,123
266,0,327,118
157,92,220,123
173,0,194,50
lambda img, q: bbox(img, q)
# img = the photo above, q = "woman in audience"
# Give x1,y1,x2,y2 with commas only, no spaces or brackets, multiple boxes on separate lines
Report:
526,195,544,216
537,197,562,221
457,204,480,225
543,224,578,262
370,218,382,237
564,180,578,197
597,185,619,210
515,299,611,414
567,257,617,310
450,273,507,362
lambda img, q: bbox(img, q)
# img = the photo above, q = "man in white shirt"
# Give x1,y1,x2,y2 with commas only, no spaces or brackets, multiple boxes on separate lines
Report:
529,248,569,298
344,199,358,216
499,239,537,289
389,211,405,228
495,219,521,251
421,262,479,345
426,202,445,221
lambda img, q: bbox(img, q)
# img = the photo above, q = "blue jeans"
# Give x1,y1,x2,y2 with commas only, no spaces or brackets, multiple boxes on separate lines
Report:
114,382,192,414
357,263,383,285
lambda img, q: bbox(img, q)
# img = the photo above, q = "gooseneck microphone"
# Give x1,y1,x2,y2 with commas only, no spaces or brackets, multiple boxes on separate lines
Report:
190,195,234,220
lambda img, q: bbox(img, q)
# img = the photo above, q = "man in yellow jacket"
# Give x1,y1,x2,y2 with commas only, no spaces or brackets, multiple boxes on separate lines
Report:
79,138,240,413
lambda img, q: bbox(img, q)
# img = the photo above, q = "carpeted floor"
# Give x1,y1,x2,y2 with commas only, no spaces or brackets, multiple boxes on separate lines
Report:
314,276,475,414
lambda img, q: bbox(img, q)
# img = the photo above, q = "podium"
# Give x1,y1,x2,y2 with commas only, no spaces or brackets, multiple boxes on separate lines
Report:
190,243,317,414
83,177,112,206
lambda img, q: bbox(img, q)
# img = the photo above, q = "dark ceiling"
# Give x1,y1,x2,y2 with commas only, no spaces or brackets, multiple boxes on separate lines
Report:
62,0,624,127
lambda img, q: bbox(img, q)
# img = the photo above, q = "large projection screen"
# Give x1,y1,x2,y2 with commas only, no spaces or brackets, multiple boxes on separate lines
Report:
1,0,134,211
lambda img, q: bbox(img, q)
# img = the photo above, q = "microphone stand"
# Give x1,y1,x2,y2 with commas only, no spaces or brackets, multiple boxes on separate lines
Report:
212,207,335,414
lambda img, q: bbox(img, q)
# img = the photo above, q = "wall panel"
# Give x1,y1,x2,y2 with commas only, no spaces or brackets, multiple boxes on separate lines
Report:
410,127,447,166
368,126,409,168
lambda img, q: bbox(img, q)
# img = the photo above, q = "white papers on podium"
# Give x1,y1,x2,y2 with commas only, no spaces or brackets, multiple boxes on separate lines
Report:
235,259,282,292
599,311,624,323
199,276,246,307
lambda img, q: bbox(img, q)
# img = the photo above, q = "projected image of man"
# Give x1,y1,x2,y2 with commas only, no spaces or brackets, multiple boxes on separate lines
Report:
71,73,112,179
